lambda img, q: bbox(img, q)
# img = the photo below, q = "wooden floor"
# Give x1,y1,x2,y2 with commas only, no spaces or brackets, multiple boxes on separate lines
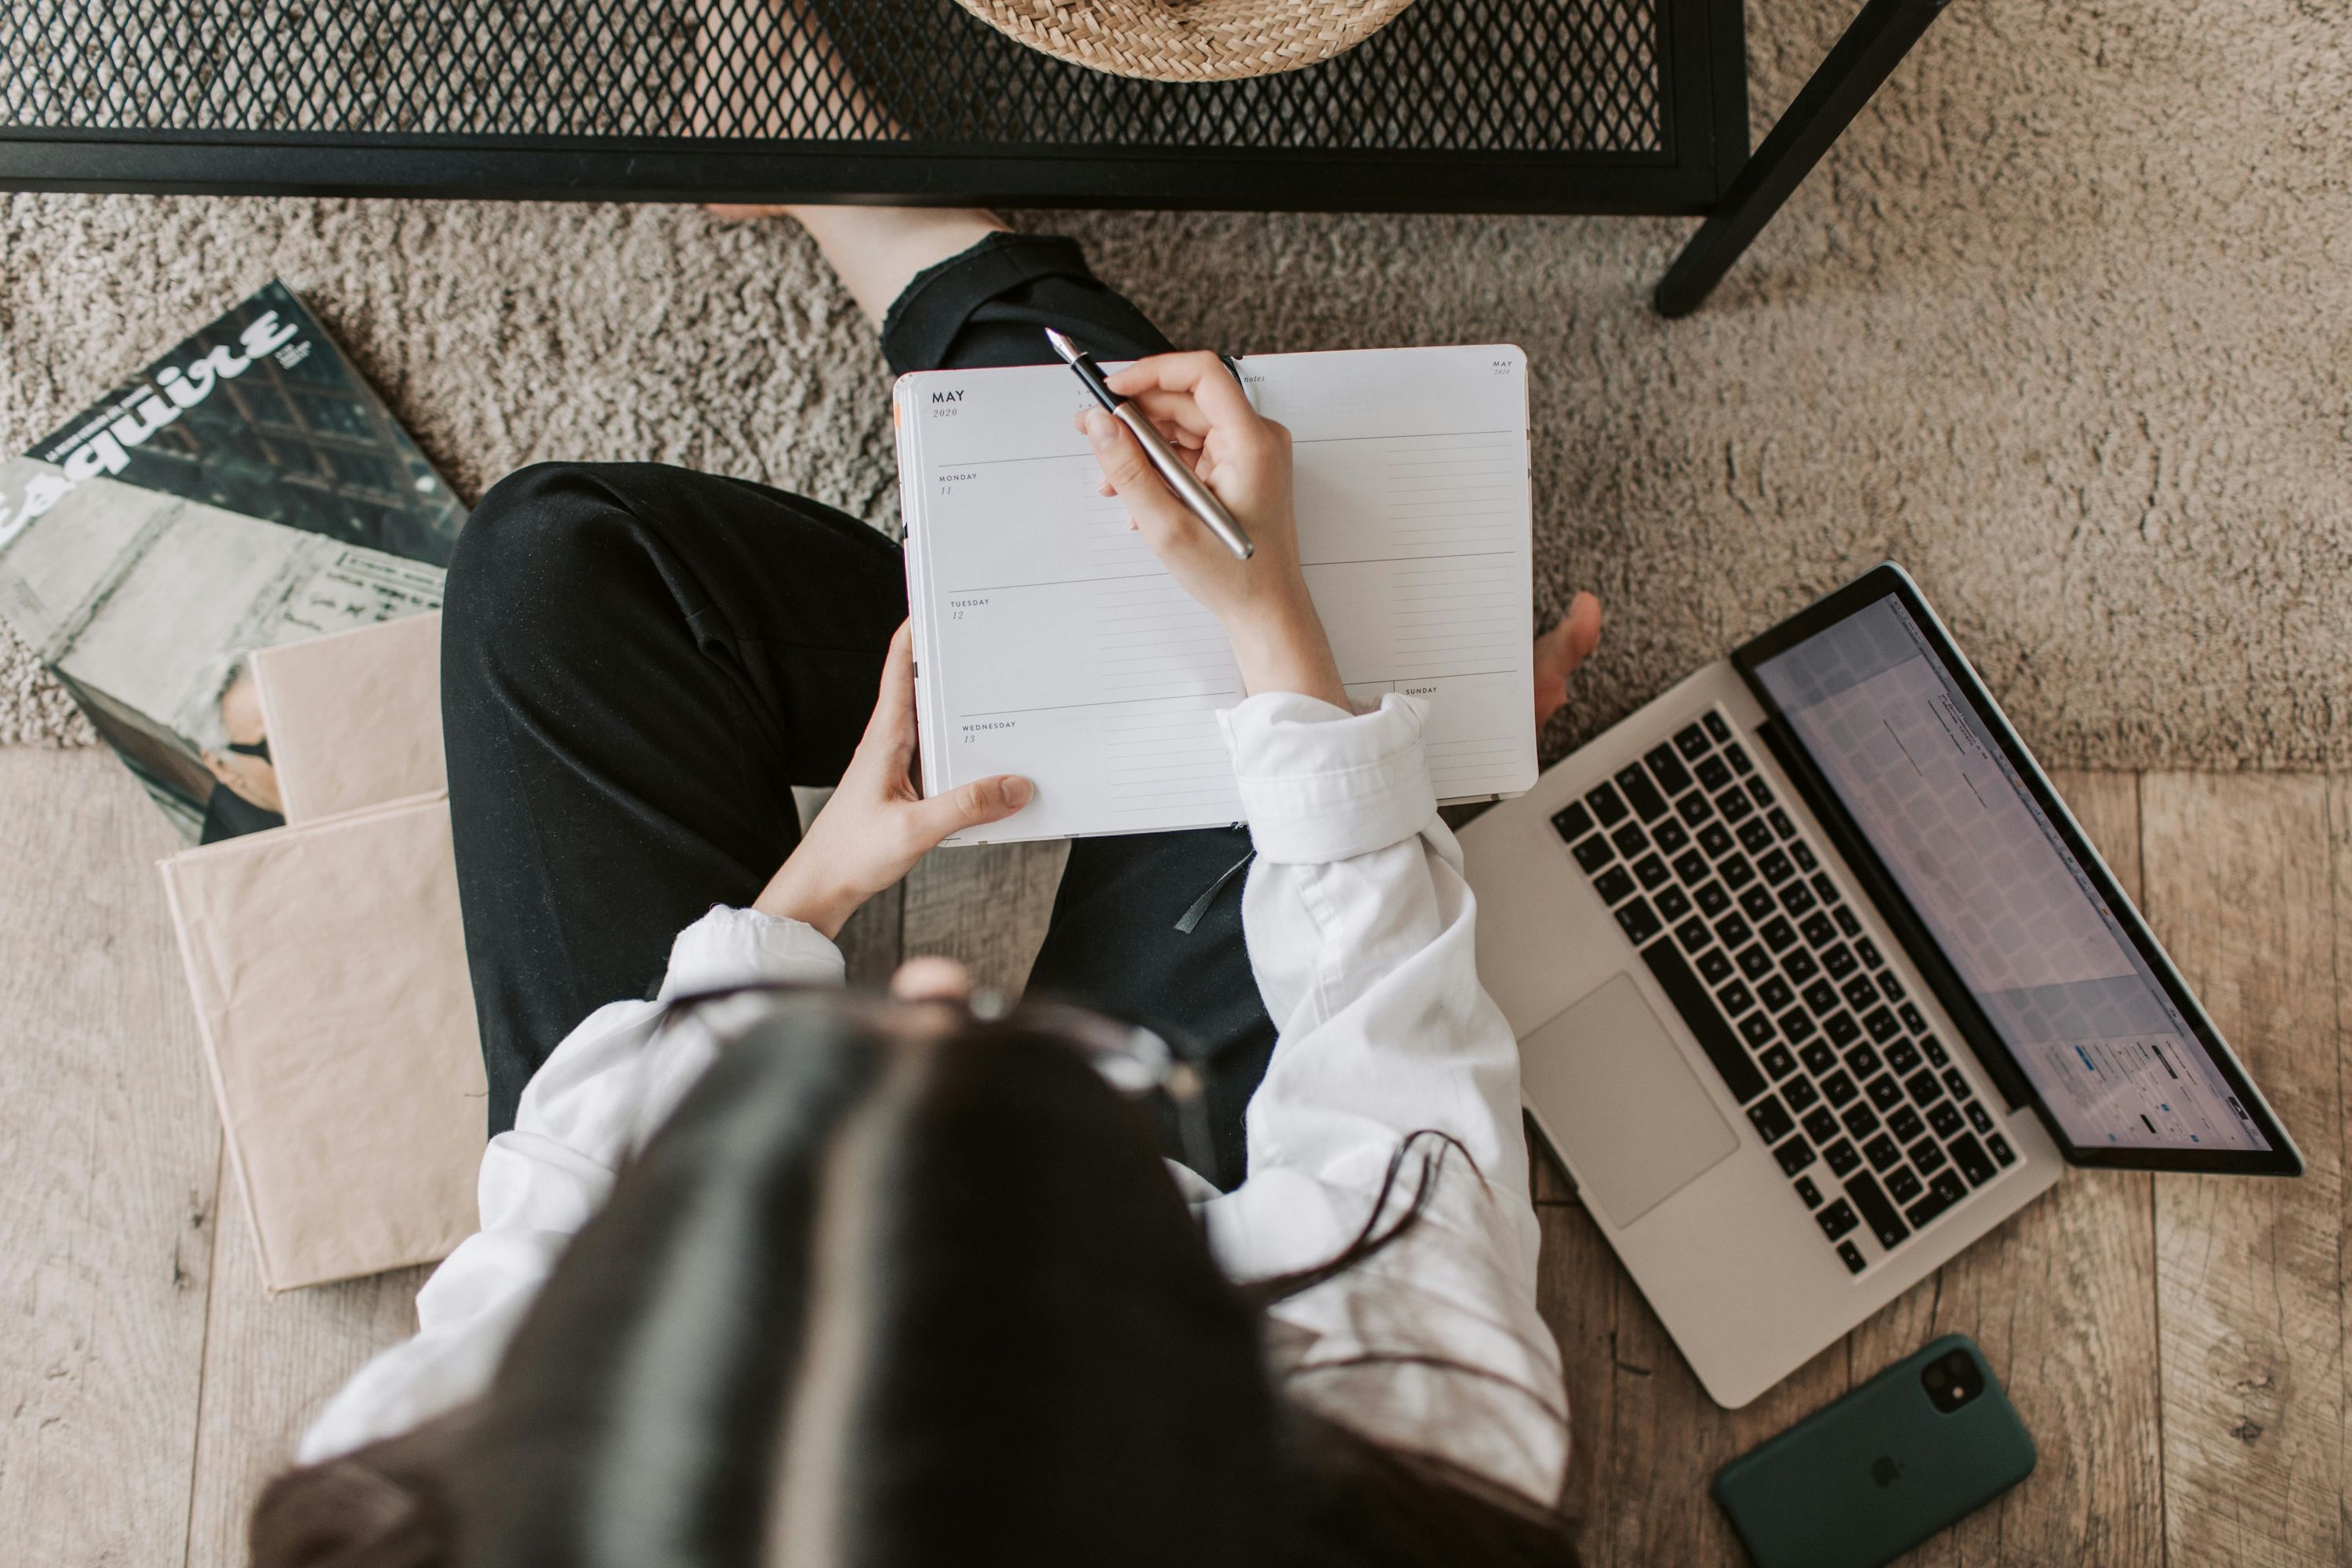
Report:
2,749,2343,1566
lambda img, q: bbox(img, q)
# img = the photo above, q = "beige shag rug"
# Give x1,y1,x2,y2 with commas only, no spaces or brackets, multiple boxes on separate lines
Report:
3,0,2346,768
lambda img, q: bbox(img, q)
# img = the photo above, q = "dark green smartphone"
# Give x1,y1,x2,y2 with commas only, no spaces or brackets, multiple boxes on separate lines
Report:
1713,1334,2035,1568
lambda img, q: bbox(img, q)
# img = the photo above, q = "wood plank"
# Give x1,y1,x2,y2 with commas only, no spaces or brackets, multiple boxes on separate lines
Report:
182,1169,428,1568
1857,771,2165,1568
901,840,1069,998
0,750,221,1568
2144,773,2345,1568
1533,1199,1620,1557
833,882,905,989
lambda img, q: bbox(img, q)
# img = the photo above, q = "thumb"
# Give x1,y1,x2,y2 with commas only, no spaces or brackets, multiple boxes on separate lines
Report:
904,774,1034,844
1083,408,1192,542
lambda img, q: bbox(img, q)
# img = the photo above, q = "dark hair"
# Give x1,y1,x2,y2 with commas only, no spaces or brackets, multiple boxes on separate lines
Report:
253,993,1579,1567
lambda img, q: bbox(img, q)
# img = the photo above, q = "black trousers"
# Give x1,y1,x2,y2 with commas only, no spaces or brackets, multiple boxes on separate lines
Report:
441,234,1276,1189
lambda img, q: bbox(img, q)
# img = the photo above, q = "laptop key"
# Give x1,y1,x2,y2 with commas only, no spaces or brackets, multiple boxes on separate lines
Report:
1802,1106,1841,1145
1800,915,1837,953
1886,1105,1925,1143
1759,1044,1798,1080
1809,872,1840,906
1820,1069,1859,1108
1696,754,1733,792
1780,882,1817,920
1878,971,1906,1003
1747,779,1773,811
1769,808,1798,841
1799,1040,1838,1076
1885,1165,1924,1203
1693,879,1731,916
1854,936,1885,968
1633,855,1670,891
1654,885,1692,923
1736,943,1773,981
1782,948,1819,985
1738,818,1775,855
1795,1174,1824,1209
1677,790,1715,828
1806,981,1842,1018
1773,1135,1816,1176
1704,710,1733,742
1674,721,1711,761
1835,905,1862,936
1843,1041,1882,1079
1865,1074,1906,1112
1922,1035,1951,1068
1823,1009,1861,1045
1942,1067,1972,1102
1616,898,1663,946
1758,848,1795,885
1653,817,1690,855
1779,1008,1817,1045
1717,913,1755,950
1586,782,1628,826
1816,1199,1860,1242
1719,853,1755,890
1838,1240,1867,1274
1761,917,1798,953
1965,1101,1994,1134
1696,946,1735,985
1757,975,1795,1013
1612,822,1650,858
1594,866,1636,904
1789,837,1815,869
1739,1013,1777,1049
1697,822,1735,858
1675,917,1711,955
1948,1132,1997,1186
1987,1132,2016,1167
1903,1178,1957,1232
1928,1102,1965,1139
1885,1037,1922,1074
1841,1102,1879,1141
1671,851,1711,887
1552,802,1595,842
1864,1007,1903,1044
1573,835,1616,873
1820,942,1857,979
1904,1068,1944,1108
1841,974,1878,1011
1822,1138,1861,1176
1739,885,1777,923
1899,1002,1929,1034
1930,1169,1967,1204
1716,788,1754,825
1783,1076,1820,1112
1639,937,1765,1103
1724,739,1752,772
1617,764,1670,822
1844,1171,1911,1249
1645,743,1694,798
1748,1095,1795,1144
1908,1137,1947,1176
1862,1134,1902,1172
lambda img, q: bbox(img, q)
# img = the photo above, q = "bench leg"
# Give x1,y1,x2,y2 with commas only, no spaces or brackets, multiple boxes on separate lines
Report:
1653,0,1952,318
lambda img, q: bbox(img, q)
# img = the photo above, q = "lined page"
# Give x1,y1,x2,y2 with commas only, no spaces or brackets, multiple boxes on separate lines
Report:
898,346,1534,843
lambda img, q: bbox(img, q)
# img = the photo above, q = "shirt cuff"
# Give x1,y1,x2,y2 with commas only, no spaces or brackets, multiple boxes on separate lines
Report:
657,905,845,997
1217,691,1437,864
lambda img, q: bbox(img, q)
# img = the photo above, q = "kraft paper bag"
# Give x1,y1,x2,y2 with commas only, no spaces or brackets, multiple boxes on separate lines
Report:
160,792,486,1291
252,612,444,825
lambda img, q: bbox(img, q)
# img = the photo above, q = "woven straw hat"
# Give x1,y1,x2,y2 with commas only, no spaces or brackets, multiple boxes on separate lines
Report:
952,0,1419,82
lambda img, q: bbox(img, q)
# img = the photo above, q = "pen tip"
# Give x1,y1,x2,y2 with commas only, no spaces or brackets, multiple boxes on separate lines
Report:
1044,327,1079,363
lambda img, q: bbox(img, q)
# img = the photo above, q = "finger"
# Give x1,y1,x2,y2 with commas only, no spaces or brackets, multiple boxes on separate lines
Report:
890,955,972,1003
903,774,1033,844
854,622,919,759
1533,593,1603,726
1082,408,1197,543
1105,351,1258,427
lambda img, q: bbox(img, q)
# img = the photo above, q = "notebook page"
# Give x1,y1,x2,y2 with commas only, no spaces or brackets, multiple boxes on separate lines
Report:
897,345,1534,844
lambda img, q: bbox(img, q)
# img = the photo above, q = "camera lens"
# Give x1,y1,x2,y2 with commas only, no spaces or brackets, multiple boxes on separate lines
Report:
1922,1349,1984,1408
1926,1366,1947,1390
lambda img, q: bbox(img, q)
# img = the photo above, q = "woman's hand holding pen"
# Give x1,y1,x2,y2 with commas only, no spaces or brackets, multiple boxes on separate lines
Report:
1080,351,1349,709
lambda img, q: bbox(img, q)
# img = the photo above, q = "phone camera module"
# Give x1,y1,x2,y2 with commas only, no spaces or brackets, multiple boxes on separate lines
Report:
1922,1349,1984,1411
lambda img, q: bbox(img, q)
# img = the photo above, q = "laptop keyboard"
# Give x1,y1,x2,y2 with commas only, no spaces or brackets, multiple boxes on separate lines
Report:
1549,709,2018,1276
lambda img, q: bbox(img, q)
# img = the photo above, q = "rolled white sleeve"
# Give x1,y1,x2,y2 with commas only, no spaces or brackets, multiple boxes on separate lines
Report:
1201,691,1567,1504
297,904,843,1464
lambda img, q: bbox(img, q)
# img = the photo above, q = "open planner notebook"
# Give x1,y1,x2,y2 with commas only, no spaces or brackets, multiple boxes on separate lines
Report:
895,344,1536,844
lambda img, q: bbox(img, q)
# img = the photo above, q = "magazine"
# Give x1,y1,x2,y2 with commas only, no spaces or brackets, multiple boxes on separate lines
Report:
0,281,462,842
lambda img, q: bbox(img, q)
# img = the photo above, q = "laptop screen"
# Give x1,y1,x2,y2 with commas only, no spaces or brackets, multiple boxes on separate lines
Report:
1749,594,2271,1154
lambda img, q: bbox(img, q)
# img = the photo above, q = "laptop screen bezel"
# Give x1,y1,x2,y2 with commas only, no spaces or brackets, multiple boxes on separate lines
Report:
1730,564,2302,1176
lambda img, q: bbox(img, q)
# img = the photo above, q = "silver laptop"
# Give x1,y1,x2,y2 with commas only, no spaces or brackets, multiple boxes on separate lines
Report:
1461,564,2301,1408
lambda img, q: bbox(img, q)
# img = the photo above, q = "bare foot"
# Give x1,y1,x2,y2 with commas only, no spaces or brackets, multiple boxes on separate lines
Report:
1534,592,1603,728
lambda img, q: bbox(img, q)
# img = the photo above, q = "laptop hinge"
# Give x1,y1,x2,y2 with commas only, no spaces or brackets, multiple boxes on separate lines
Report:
1751,717,2038,1116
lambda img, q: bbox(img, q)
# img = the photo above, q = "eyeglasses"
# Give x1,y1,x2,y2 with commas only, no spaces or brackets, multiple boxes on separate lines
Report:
659,982,1218,1180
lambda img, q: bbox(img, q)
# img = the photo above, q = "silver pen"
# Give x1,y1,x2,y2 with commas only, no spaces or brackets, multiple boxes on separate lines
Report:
1045,327,1254,561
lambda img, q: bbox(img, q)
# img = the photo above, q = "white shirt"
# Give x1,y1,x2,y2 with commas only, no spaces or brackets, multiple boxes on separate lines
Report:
301,691,1569,1504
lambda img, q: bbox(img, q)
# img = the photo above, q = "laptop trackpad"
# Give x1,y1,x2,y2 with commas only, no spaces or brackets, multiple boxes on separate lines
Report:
1522,972,1740,1229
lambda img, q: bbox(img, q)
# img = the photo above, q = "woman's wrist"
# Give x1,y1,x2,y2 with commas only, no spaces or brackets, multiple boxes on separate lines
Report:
1224,592,1348,709
753,855,861,940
